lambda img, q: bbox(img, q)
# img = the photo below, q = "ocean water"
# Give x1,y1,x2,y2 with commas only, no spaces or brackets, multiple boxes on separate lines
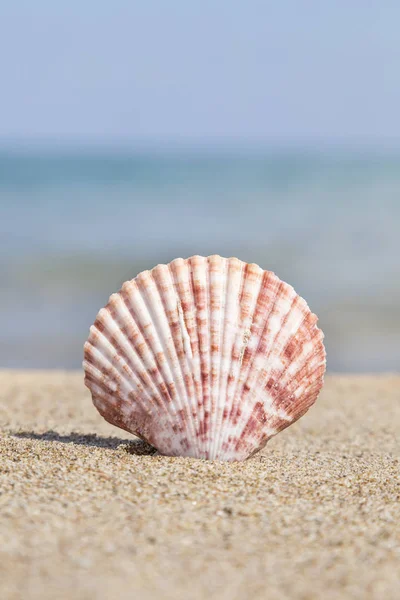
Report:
1,149,399,372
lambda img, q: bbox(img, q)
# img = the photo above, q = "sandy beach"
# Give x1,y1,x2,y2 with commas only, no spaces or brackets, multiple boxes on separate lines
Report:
0,371,399,600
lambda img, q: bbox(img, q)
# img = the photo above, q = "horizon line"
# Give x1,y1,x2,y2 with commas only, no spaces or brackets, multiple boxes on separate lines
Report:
2,137,400,157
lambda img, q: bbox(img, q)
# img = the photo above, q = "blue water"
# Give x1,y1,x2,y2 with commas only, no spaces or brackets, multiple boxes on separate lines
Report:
1,149,399,371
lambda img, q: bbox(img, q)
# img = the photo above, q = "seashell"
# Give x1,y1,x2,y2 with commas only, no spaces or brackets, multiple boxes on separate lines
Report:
83,255,326,461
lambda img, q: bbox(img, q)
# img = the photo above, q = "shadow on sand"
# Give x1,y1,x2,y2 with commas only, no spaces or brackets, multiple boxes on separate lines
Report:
12,430,157,455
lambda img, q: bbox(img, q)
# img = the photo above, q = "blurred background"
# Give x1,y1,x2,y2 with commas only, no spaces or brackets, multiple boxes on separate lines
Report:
1,2,399,372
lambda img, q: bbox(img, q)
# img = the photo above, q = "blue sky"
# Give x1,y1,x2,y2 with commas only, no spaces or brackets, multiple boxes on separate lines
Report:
1,1,400,146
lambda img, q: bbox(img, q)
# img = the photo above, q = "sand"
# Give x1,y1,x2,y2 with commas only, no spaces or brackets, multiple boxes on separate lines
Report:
0,371,399,600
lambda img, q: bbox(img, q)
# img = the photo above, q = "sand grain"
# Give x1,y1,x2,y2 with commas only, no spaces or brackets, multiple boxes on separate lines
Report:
0,371,399,599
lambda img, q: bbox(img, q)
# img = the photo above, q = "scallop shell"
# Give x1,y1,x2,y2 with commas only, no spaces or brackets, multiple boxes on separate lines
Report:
83,255,326,461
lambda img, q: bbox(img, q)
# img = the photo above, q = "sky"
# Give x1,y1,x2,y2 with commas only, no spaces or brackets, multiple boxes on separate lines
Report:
1,1,400,147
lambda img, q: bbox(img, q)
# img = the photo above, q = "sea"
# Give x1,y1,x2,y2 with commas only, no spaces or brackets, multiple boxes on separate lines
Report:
1,148,399,372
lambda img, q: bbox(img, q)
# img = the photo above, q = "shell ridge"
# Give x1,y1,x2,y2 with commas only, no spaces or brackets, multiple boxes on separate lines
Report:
217,263,264,458
84,359,139,424
175,288,199,453
232,282,302,452
84,334,172,447
121,282,184,447
281,363,325,426
227,272,282,457
240,289,301,441
84,327,160,417
163,262,200,456
209,256,228,460
84,344,135,405
266,302,315,389
205,257,213,458
176,297,193,360
96,302,165,412
277,317,321,385
264,338,325,431
210,256,229,460
207,257,218,459
287,341,325,402
192,256,211,457
188,257,206,457
223,271,277,456
118,288,178,421
85,374,120,414
214,258,245,459
277,324,325,394
134,276,180,408
268,315,325,405
239,281,295,420
295,362,325,400
146,269,197,453
85,376,142,437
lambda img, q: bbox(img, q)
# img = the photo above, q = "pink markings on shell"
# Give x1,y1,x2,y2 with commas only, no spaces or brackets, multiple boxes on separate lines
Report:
83,255,326,461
